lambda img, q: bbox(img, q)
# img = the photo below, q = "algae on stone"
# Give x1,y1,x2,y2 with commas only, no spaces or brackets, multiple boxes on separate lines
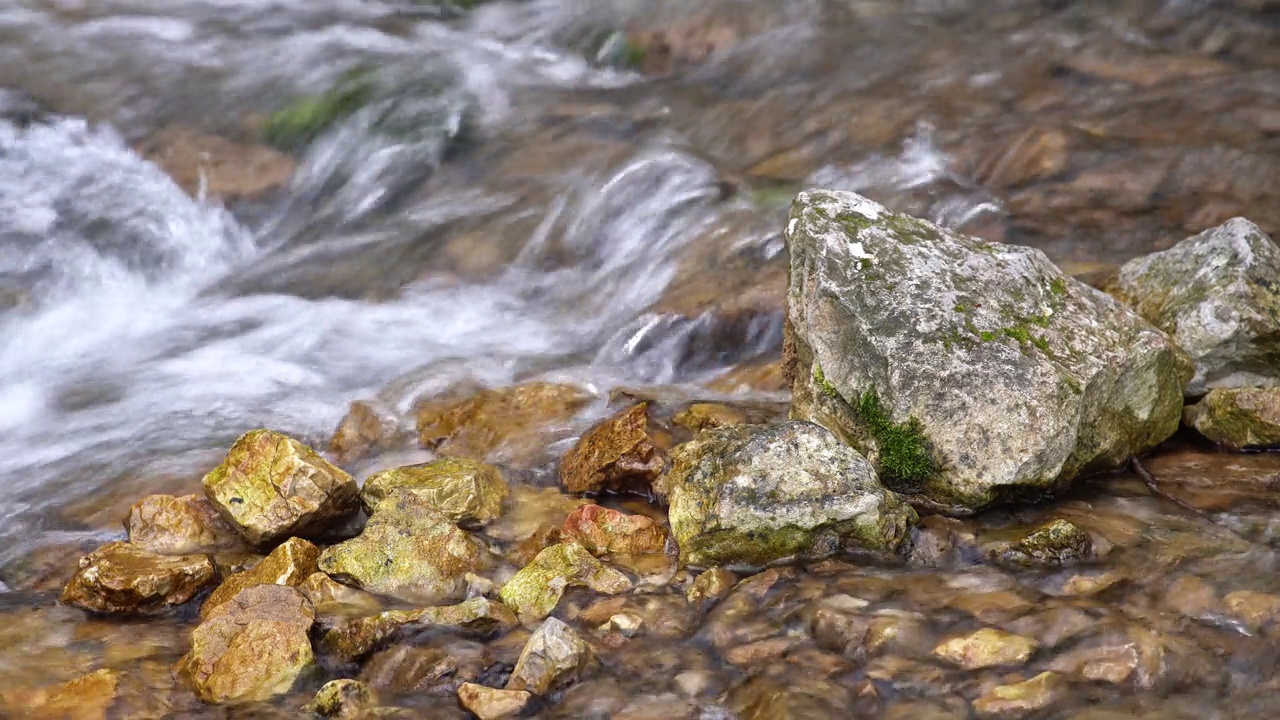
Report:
200,536,320,619
360,457,508,527
1183,387,1280,449
318,490,487,605
498,542,632,624
60,541,215,615
664,421,916,568
995,518,1094,568
1106,217,1280,396
261,72,374,152
202,429,360,546
785,190,1193,513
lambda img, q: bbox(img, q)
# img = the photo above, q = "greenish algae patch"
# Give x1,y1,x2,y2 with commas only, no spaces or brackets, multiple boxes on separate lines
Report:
261,72,375,151
853,390,936,491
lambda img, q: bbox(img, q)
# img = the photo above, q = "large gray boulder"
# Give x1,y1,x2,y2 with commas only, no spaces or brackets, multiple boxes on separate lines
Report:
664,421,916,568
1105,218,1280,397
784,190,1192,514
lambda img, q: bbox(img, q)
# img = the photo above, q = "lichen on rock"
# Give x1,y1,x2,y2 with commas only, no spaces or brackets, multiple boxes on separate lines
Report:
785,189,1193,513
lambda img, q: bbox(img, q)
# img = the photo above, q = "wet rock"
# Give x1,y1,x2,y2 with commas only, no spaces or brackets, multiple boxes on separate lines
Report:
559,504,670,557
308,679,377,718
1183,388,1280,449
22,668,120,720
506,617,590,695
485,485,587,544
125,493,250,556
200,536,320,618
1105,217,1280,396
972,672,1067,717
809,594,873,653
136,124,295,201
706,360,789,394
560,403,665,495
318,597,517,661
60,541,215,614
1163,575,1219,618
329,400,401,465
299,571,383,618
499,542,632,624
994,519,1094,568
213,551,264,579
860,613,935,658
1045,624,1216,690
202,429,360,547
360,644,458,693
319,491,486,604
360,457,508,527
456,683,532,720
786,190,1191,512
178,584,315,704
686,567,737,609
729,676,851,720
672,403,751,433
1223,590,1280,632
664,421,915,568
417,382,592,469
932,627,1039,669
971,126,1071,190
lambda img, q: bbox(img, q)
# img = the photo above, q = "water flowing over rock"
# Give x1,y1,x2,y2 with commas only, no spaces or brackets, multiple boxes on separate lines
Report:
456,683,532,720
125,494,250,556
60,541,215,614
299,571,383,618
179,584,316,704
972,672,1066,717
932,628,1039,669
318,597,518,661
360,457,508,528
318,491,487,605
201,429,360,547
1105,217,1280,397
506,617,591,695
308,679,377,718
560,403,666,495
785,190,1192,513
498,543,632,624
200,536,320,619
993,519,1094,568
664,421,915,568
1183,387,1280,449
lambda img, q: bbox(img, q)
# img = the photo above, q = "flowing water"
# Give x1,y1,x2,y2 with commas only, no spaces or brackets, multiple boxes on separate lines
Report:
0,0,1279,717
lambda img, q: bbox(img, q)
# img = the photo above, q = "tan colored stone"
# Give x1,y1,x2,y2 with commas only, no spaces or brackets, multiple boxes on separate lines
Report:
506,617,590,695
932,628,1039,669
360,644,458,693
972,672,1067,717
24,668,120,720
125,493,250,555
560,404,665,495
200,537,320,618
1224,590,1280,631
329,400,400,464
308,679,377,718
60,542,215,614
457,683,532,720
201,429,359,547
298,571,383,618
136,124,295,201
318,597,517,661
671,403,750,433
686,567,737,608
178,584,315,704
559,504,670,557
360,457,508,527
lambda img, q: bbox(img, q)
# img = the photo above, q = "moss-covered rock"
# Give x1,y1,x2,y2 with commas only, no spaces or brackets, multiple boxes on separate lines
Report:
498,543,632,624
317,597,517,662
560,403,665,495
664,421,915,569
202,429,360,547
559,504,670,557
125,493,250,556
60,541,215,614
1183,387,1280,449
506,617,590,695
260,73,374,152
456,683,532,720
360,457,508,527
933,627,1039,669
1105,217,1280,396
994,519,1094,568
786,190,1193,513
318,491,487,604
200,537,320,619
308,679,377,718
417,382,592,469
179,584,316,704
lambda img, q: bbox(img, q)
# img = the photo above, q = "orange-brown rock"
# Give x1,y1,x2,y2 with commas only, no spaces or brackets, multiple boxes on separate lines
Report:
559,504,670,557
329,400,401,464
60,542,215,614
560,404,665,495
136,124,295,202
125,493,250,556
200,537,320,619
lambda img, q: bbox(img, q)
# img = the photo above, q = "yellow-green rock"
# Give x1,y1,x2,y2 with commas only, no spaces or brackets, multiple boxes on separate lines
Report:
1183,387,1280,449
360,457,508,527
60,541,215,615
933,627,1040,669
202,429,360,546
506,617,590,695
972,672,1067,716
318,491,487,604
308,679,377,718
994,519,1093,568
179,584,316,704
318,597,517,661
498,543,632,624
686,567,737,608
125,493,250,555
200,537,320,619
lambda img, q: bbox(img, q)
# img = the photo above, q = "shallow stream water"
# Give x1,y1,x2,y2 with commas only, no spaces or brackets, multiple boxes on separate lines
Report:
1,1,1279,718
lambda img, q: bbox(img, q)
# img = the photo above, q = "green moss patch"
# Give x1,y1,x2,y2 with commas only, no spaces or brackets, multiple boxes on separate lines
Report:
261,72,375,152
854,390,936,490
